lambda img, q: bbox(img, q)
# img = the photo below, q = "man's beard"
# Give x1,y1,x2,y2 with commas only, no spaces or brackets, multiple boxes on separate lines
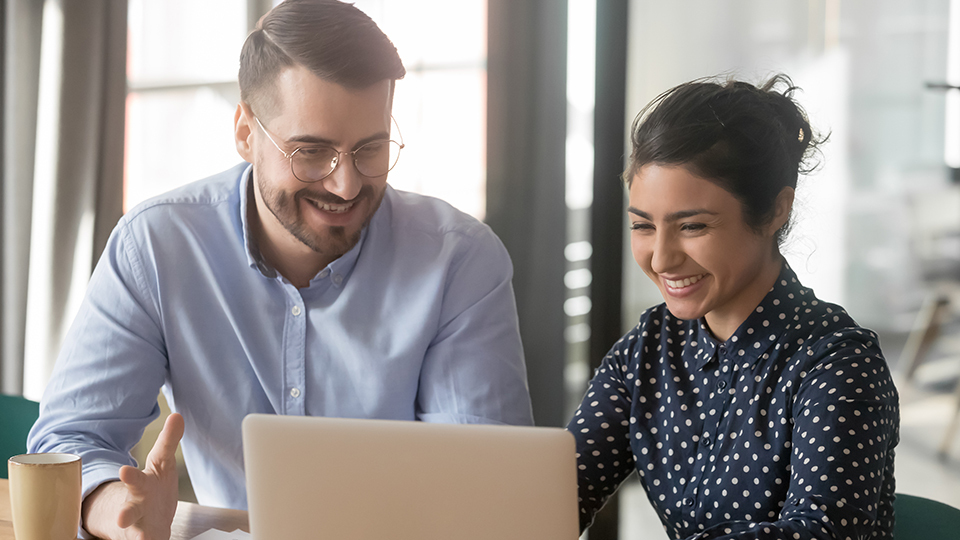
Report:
256,170,385,258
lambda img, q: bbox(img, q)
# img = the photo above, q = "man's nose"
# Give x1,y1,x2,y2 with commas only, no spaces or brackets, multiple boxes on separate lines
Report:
322,155,363,201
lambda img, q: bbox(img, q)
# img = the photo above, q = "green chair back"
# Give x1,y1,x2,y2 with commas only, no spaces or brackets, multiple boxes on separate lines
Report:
894,493,960,540
0,394,40,479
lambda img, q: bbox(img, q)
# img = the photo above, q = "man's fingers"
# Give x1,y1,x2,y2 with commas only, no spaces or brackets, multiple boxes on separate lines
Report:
119,465,147,494
112,417,183,540
146,413,185,470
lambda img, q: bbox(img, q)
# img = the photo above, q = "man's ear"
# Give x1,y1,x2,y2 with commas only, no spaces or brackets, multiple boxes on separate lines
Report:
770,186,795,234
235,102,254,163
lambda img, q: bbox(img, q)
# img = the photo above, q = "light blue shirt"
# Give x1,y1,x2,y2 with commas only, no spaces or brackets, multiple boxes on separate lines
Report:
29,163,533,513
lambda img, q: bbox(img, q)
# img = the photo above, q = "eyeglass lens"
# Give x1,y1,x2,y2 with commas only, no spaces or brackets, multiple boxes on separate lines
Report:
292,140,402,182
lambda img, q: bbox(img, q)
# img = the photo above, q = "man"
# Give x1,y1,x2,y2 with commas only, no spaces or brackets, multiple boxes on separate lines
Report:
27,1,534,538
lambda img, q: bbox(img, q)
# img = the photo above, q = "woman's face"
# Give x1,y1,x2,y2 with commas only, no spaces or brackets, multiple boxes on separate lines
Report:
628,164,791,341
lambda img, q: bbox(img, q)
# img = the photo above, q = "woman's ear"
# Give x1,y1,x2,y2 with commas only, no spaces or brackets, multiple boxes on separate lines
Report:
770,187,795,234
235,103,254,163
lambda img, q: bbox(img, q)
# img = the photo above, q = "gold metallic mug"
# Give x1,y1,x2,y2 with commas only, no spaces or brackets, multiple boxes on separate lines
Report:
8,453,82,540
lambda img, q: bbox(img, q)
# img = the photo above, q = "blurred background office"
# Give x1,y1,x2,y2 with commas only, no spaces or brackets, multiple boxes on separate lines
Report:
2,0,959,538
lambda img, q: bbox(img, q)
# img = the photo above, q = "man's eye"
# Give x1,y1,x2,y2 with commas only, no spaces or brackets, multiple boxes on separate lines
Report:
357,142,388,157
630,222,654,231
299,147,335,158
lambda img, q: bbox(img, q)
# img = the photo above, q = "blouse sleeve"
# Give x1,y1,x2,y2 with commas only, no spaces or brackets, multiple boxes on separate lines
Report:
691,328,899,540
566,325,642,533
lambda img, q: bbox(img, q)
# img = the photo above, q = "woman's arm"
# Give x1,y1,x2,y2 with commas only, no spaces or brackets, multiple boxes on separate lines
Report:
566,328,642,533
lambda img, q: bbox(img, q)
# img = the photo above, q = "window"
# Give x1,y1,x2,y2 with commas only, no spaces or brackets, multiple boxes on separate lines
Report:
124,0,248,211
124,0,488,220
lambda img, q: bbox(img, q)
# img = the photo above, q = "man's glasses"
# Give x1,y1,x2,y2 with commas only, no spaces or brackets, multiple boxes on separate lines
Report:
255,116,404,183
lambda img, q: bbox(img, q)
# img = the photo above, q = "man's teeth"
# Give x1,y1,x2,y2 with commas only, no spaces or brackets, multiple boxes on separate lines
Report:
665,274,705,288
309,199,354,213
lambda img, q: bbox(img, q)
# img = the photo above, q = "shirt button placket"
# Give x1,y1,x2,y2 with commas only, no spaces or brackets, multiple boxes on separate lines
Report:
284,292,307,415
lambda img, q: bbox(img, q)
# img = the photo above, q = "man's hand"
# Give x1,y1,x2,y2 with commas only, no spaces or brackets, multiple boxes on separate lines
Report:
81,413,185,540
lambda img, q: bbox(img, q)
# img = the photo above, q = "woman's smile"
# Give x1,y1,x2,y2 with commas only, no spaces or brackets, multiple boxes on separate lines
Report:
663,273,706,290
629,164,786,341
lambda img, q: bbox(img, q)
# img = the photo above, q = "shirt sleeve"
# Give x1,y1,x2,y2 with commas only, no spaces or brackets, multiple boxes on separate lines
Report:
415,224,534,426
566,326,640,533
27,221,168,507
688,329,899,540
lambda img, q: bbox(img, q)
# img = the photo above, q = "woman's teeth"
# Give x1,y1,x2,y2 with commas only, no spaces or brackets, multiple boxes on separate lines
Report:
665,274,705,289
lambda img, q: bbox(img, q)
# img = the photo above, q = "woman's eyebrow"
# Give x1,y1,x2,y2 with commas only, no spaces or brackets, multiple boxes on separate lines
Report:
627,207,718,221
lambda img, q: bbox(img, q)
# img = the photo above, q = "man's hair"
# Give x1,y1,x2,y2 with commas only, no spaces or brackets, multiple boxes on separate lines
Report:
239,0,406,119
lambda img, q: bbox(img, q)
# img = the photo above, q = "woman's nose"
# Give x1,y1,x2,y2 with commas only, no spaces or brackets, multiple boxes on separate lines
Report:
650,233,683,274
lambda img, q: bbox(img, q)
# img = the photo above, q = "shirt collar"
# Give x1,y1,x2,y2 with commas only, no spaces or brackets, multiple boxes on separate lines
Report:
238,164,374,288
690,262,808,372
239,164,262,271
308,225,368,288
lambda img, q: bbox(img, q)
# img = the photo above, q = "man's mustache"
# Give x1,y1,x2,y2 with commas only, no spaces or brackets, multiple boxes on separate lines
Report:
295,184,375,206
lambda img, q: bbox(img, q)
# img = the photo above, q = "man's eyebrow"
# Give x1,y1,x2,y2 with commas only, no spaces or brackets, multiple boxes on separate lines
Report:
287,134,336,146
287,131,392,150
627,207,717,221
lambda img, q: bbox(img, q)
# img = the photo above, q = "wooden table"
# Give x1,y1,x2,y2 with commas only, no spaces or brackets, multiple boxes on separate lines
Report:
0,478,249,539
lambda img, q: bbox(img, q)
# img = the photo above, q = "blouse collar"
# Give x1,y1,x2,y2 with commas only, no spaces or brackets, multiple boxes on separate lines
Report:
690,262,810,372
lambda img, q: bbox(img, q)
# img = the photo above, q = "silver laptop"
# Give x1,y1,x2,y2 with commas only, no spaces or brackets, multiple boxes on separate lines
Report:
242,414,579,540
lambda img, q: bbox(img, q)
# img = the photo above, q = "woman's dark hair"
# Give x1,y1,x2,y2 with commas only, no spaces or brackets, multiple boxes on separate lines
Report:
625,74,826,246
239,0,406,119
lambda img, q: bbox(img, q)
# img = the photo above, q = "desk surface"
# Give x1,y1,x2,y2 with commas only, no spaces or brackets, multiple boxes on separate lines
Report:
0,478,249,540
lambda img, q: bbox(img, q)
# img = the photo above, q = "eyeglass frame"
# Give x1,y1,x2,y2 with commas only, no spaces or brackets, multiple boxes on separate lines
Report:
253,115,405,183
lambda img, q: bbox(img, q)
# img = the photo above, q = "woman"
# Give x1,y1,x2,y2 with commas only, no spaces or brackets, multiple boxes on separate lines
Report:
568,75,899,540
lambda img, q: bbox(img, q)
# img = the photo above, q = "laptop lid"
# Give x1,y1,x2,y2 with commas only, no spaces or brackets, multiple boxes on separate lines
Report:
242,414,579,540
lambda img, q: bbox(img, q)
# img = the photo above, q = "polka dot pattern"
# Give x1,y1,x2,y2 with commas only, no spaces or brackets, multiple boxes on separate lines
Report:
567,264,899,539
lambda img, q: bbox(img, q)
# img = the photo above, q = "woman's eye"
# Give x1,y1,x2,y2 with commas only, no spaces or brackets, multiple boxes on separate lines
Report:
681,223,706,232
630,222,654,231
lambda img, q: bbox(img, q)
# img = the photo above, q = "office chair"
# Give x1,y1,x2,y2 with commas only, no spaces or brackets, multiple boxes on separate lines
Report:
894,493,960,540
900,186,960,457
0,394,40,479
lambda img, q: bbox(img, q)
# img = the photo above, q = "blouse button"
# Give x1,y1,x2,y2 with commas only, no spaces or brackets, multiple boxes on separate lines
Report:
683,497,694,507
717,380,727,390
718,345,726,355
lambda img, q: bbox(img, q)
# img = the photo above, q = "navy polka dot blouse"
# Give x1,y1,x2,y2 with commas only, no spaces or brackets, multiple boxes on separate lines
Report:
568,263,899,539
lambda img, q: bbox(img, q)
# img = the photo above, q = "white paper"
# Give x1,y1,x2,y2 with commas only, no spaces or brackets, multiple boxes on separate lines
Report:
189,528,251,540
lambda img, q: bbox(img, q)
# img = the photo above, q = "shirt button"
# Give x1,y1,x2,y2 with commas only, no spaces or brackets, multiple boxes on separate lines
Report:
289,387,301,398
318,269,330,279
291,305,301,316
332,274,343,286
